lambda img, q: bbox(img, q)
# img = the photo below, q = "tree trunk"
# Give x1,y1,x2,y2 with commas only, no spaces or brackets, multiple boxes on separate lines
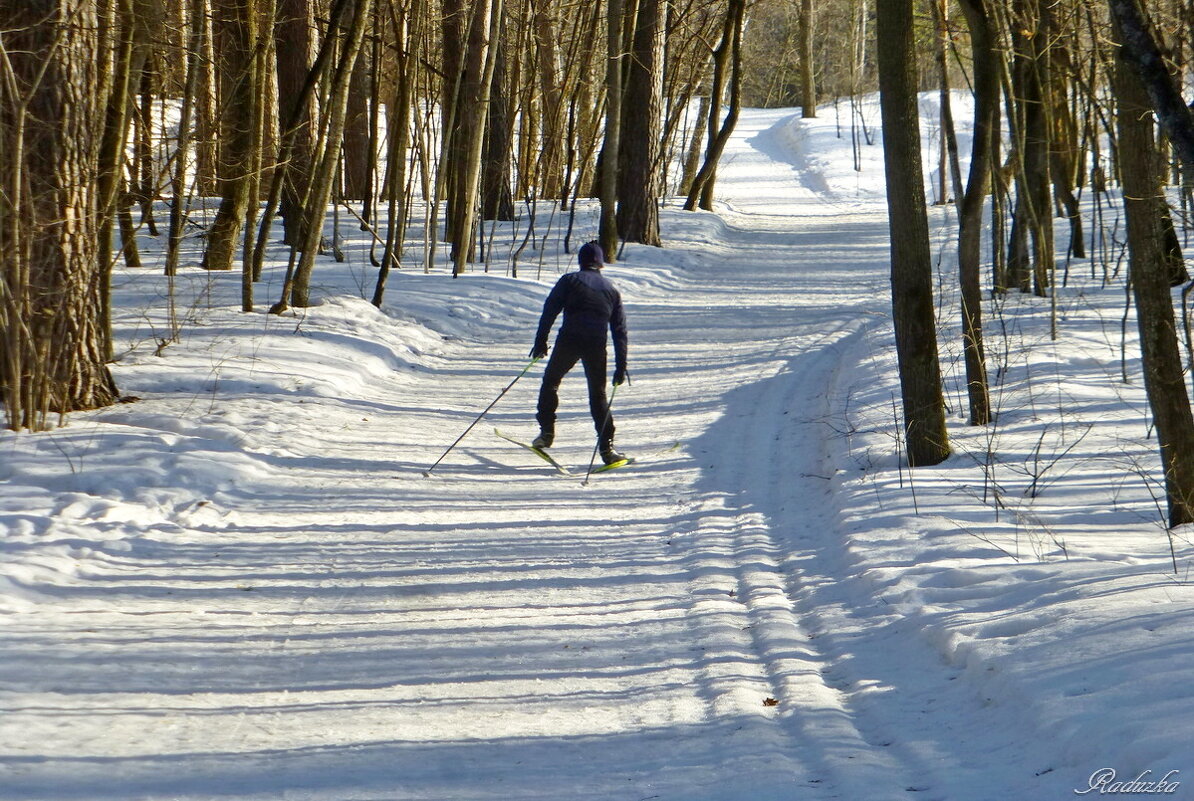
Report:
0,0,119,430
372,0,417,306
616,0,663,245
135,51,159,234
1114,14,1194,527
799,0,815,117
241,0,276,310
450,0,502,275
1012,0,1054,297
876,0,951,466
931,0,964,208
94,0,139,357
598,0,625,261
1105,0,1191,286
276,0,317,247
1007,190,1031,291
1047,37,1085,260
166,0,206,277
201,0,258,272
680,94,710,196
957,0,996,426
285,0,373,307
194,2,219,196
440,0,467,244
482,13,515,222
1108,0,1194,172
251,0,353,285
341,34,372,201
561,0,602,211
534,0,565,201
683,0,744,211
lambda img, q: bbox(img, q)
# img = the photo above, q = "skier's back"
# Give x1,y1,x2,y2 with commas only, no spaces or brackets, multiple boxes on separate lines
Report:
530,241,628,464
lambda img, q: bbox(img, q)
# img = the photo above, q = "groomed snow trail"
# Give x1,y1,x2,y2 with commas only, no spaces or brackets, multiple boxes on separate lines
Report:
4,110,1041,800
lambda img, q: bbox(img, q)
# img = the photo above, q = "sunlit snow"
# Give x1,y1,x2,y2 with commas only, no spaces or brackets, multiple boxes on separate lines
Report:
2,97,1192,800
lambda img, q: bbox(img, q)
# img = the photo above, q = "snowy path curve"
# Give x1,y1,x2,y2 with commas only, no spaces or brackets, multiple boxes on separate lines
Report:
4,110,1031,800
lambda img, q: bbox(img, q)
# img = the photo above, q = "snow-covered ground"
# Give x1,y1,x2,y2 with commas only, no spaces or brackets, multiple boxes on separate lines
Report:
3,98,1193,800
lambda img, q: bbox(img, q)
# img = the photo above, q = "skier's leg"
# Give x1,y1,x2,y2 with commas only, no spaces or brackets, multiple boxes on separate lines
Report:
536,338,581,436
579,342,614,447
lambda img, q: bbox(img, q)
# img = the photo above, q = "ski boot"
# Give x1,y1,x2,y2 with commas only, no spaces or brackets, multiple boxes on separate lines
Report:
600,443,627,466
532,430,554,450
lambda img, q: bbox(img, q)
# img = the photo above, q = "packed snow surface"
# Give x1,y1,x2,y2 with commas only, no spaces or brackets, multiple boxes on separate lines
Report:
3,98,1194,800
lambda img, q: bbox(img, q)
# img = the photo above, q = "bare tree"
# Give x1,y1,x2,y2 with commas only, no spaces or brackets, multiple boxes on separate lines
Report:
1111,1,1194,527
252,0,354,290
616,0,664,245
1046,19,1085,260
373,0,421,306
957,0,997,426
533,0,566,201
929,0,963,207
449,0,502,274
683,0,745,211
1108,0,1194,170
193,3,219,197
482,11,515,223
93,0,139,356
876,0,950,466
800,0,815,117
275,0,317,248
599,0,625,260
1012,0,1055,297
1,0,120,430
201,0,259,272
166,0,206,278
342,27,373,202
281,0,374,308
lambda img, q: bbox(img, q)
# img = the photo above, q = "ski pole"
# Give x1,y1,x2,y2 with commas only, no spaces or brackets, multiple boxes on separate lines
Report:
582,382,620,486
422,356,541,476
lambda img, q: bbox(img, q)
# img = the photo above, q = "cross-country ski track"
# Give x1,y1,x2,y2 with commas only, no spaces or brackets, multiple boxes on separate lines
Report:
4,104,1189,800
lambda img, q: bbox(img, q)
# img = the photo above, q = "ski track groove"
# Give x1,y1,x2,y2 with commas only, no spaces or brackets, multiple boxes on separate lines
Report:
672,134,961,798
688,111,1038,800
676,321,936,797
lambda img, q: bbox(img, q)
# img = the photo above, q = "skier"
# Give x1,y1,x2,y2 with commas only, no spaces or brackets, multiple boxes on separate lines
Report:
530,241,629,465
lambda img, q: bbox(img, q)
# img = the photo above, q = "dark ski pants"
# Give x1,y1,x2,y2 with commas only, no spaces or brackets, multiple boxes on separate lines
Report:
536,334,615,446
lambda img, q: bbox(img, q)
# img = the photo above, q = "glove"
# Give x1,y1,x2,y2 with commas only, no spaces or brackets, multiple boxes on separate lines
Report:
613,367,629,386
530,341,549,359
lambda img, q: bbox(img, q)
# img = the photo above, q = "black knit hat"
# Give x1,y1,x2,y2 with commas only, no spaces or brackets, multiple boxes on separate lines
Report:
578,241,604,270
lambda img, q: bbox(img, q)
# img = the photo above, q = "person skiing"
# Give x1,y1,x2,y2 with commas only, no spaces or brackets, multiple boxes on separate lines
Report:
530,241,629,465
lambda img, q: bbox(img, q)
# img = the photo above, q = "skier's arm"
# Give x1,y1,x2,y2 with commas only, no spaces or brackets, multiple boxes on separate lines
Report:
532,279,568,355
610,292,628,379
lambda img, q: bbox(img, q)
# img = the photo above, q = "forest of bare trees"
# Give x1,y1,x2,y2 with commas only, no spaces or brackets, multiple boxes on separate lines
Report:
6,0,1194,523
1,0,741,428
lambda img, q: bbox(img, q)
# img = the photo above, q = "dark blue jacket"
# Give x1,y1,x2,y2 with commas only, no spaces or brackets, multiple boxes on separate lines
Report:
535,267,628,371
